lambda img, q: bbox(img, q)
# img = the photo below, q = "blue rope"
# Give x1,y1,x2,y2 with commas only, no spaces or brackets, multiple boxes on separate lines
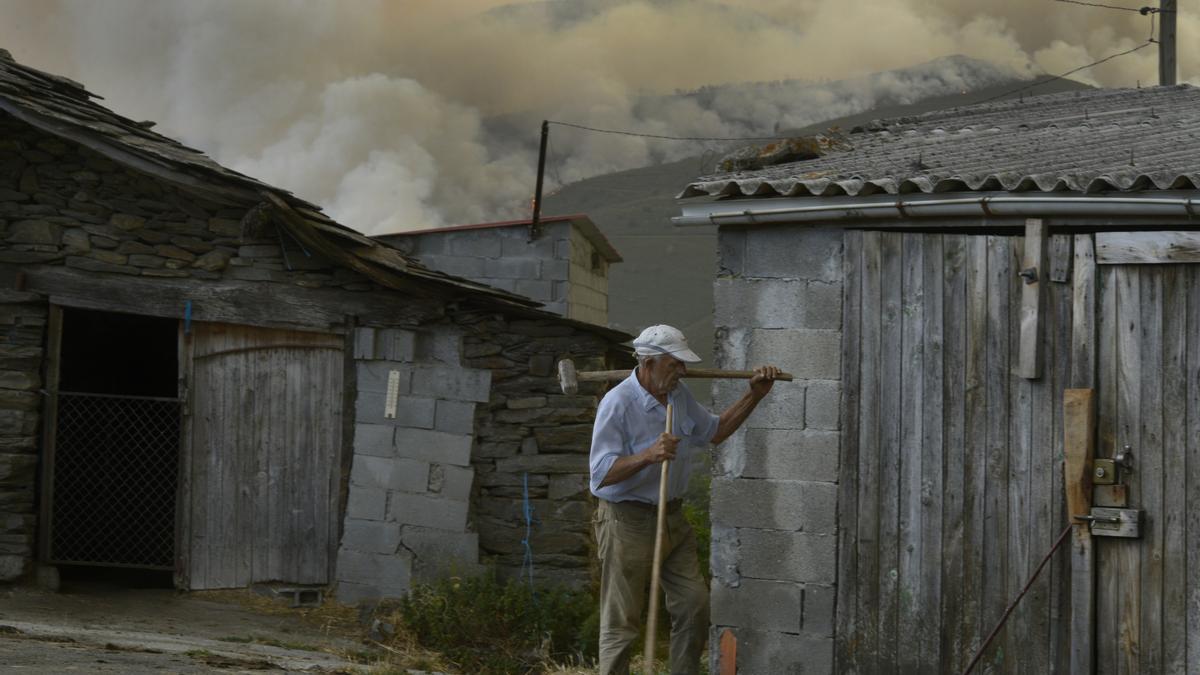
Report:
521,472,536,591
183,300,192,334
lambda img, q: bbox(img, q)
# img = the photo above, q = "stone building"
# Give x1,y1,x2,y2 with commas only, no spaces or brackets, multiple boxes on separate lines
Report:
376,215,621,326
0,51,625,600
677,87,1200,673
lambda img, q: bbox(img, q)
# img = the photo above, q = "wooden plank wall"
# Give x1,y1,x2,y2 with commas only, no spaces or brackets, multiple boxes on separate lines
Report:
1094,265,1200,674
187,322,344,589
838,232,1075,673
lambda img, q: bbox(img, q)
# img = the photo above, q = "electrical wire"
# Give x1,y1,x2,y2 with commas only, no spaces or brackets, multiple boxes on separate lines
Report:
1053,0,1164,13
975,40,1155,105
546,120,788,142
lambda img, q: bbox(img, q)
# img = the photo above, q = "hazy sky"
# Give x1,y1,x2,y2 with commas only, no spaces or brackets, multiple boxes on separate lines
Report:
1,1,1190,233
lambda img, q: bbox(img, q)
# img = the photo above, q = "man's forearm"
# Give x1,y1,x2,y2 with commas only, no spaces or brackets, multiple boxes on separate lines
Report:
598,452,652,488
712,390,765,444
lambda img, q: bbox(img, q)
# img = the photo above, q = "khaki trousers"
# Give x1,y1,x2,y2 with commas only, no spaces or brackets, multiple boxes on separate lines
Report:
593,499,708,675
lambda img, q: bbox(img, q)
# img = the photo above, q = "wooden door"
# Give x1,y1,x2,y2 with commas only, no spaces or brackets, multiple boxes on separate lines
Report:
182,322,345,589
1092,261,1200,674
837,230,1077,673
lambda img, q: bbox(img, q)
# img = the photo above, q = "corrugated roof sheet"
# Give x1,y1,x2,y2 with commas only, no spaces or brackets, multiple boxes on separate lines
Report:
680,85,1200,199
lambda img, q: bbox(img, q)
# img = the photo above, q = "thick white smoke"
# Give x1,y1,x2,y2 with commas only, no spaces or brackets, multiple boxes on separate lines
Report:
1,0,1190,233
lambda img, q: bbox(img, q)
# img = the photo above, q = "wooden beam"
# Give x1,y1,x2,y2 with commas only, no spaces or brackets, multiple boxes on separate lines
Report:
1018,218,1047,379
22,266,438,331
1096,231,1200,265
1064,388,1096,675
1071,235,1097,389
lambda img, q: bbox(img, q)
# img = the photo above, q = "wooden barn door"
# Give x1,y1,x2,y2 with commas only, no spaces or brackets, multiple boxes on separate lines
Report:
180,322,345,590
1091,236,1200,675
837,230,1079,674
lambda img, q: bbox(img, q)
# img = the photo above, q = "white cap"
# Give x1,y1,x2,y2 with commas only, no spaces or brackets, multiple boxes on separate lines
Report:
632,324,702,363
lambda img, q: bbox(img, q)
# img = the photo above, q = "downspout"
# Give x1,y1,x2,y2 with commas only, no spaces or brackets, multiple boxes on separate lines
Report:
672,195,1199,226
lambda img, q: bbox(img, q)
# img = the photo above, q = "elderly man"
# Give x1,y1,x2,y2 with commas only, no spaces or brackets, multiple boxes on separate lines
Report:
589,324,780,675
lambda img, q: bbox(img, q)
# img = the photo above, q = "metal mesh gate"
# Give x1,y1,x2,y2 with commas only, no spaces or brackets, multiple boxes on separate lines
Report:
49,392,180,569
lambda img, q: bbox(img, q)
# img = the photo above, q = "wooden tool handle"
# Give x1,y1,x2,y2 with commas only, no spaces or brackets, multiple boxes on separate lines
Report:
579,368,794,382
644,403,672,673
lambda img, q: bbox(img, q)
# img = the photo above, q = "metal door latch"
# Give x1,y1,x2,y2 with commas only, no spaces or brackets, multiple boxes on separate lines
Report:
1075,507,1142,538
1019,267,1039,284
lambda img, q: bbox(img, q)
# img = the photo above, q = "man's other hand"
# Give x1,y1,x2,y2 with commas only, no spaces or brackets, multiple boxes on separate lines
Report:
643,433,679,464
750,365,781,399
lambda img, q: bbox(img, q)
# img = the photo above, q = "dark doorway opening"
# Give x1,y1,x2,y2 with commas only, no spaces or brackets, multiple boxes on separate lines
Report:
46,307,180,576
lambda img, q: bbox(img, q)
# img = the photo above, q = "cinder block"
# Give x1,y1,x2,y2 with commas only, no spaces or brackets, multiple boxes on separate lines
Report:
711,478,837,533
388,493,469,531
717,626,833,675
414,329,462,365
717,228,746,277
748,329,841,380
377,329,417,362
516,279,553,302
483,257,540,280
710,524,740,587
742,429,839,482
713,427,747,478
714,279,843,330
417,254,485,278
340,518,401,554
357,362,412,394
482,277,518,293
737,529,836,584
353,327,376,359
346,486,387,521
356,392,436,428
447,230,501,257
353,424,395,457
803,584,836,637
335,581,383,605
541,259,569,280
711,579,802,633
805,380,841,430
351,455,430,494
432,464,474,501
501,228,555,257
401,526,480,580
394,428,473,466
743,227,842,281
434,400,476,434
336,549,412,590
410,366,491,403
712,327,751,371
734,380,805,431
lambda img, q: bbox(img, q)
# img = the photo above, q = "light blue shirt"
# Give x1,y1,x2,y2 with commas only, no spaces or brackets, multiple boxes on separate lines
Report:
589,369,720,503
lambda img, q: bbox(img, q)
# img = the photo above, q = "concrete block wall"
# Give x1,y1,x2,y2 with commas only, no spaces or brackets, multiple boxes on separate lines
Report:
709,226,844,675
564,225,608,326
381,221,612,326
335,324,491,604
382,223,573,317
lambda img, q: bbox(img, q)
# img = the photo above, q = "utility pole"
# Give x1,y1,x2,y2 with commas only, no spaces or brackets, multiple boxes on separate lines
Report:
1159,0,1177,85
530,120,549,240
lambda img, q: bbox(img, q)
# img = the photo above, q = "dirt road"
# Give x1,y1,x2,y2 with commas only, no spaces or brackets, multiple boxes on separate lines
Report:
0,582,371,673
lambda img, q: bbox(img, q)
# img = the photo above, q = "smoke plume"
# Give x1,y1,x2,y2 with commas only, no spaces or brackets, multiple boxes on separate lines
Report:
1,0,1190,233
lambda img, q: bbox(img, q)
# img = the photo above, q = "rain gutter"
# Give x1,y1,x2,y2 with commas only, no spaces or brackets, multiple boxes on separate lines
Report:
672,192,1200,226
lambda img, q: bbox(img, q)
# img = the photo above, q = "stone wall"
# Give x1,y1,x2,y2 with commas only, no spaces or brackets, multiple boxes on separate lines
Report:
0,291,45,581
709,225,844,675
458,312,613,588
0,111,625,591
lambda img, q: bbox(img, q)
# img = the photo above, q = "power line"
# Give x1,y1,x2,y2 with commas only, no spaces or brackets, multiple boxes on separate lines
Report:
546,120,788,142
975,40,1155,105
1052,0,1171,13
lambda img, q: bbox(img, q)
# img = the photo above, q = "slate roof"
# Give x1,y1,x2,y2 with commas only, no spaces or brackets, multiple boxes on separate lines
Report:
0,49,541,308
680,85,1200,199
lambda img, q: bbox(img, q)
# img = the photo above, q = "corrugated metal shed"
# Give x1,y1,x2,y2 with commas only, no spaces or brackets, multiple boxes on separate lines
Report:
680,85,1200,199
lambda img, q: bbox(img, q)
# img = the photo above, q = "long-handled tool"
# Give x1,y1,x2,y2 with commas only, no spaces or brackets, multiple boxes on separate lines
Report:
643,403,672,674
556,359,794,395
